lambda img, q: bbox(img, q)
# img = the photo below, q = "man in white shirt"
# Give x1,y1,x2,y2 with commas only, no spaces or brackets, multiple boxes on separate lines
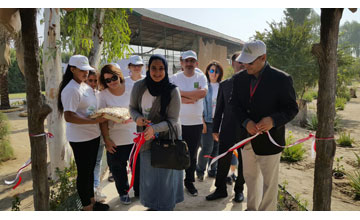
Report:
170,50,208,196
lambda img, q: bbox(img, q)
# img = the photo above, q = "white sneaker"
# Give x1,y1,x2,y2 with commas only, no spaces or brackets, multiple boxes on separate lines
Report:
95,187,107,202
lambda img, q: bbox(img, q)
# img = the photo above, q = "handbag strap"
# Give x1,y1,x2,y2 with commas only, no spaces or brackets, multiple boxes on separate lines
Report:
165,120,178,142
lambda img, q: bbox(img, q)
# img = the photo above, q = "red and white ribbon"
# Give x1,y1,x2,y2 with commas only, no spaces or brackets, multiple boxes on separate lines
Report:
127,132,145,193
5,132,54,190
4,158,31,189
206,131,333,170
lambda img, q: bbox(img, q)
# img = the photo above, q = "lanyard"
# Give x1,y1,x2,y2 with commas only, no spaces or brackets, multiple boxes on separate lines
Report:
249,77,261,99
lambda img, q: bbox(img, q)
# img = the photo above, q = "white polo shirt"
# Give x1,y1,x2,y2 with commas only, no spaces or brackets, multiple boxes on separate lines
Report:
170,69,208,125
61,79,100,142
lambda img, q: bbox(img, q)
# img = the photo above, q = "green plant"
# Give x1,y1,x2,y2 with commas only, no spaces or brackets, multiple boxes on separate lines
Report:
11,195,21,211
0,112,14,163
306,114,318,131
333,156,346,178
354,152,360,168
281,131,305,162
302,89,317,102
49,161,77,210
346,170,360,200
337,132,354,147
335,97,347,110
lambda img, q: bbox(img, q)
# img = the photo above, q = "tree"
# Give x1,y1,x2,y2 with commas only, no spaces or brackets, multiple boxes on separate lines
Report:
43,8,72,180
284,8,311,25
60,8,132,68
0,23,12,109
255,20,318,99
20,8,52,210
339,21,360,57
8,49,25,93
311,8,344,211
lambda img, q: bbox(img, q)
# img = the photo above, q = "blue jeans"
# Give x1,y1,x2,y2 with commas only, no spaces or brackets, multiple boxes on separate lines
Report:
196,122,219,177
93,143,104,188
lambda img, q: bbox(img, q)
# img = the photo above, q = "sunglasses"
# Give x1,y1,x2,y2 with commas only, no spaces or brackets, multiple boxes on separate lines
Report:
88,79,97,83
104,75,118,84
209,69,219,74
248,56,262,65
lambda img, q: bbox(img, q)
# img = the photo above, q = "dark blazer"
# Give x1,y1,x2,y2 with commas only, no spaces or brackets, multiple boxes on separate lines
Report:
213,76,242,151
230,64,298,155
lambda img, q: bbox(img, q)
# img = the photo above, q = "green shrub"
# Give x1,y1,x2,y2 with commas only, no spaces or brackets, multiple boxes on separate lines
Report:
354,152,360,168
49,161,77,210
336,97,347,110
0,112,14,163
346,170,360,200
11,195,21,211
281,131,305,162
302,90,318,102
333,156,345,175
306,114,318,131
337,132,354,147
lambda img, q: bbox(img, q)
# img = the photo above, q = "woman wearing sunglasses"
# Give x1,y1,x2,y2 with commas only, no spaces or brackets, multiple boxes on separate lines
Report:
57,55,109,211
98,64,140,205
196,60,224,181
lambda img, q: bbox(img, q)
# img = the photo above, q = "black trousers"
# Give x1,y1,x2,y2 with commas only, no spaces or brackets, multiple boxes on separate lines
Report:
107,144,140,196
182,124,203,184
70,136,100,206
215,142,245,194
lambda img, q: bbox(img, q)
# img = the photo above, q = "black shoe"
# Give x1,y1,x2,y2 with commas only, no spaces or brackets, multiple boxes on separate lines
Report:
231,174,237,181
197,175,204,182
226,176,233,185
207,172,216,178
185,183,198,196
233,192,244,203
93,202,110,211
108,173,114,182
206,190,227,201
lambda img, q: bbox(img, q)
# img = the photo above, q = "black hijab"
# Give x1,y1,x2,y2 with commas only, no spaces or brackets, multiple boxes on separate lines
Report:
145,54,177,116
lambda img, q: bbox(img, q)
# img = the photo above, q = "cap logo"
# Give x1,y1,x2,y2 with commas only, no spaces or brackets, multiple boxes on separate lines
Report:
244,46,252,54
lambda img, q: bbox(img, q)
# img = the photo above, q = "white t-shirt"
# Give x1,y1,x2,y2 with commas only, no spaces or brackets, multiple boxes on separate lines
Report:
98,88,137,146
125,75,145,91
141,89,156,120
210,82,219,118
61,79,100,142
170,70,208,125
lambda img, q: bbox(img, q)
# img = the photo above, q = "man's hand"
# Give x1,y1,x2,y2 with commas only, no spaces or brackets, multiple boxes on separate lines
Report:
202,122,207,134
212,133,219,142
181,96,196,104
256,117,274,133
246,120,259,135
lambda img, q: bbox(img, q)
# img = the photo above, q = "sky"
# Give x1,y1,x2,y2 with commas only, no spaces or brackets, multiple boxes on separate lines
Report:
148,8,360,42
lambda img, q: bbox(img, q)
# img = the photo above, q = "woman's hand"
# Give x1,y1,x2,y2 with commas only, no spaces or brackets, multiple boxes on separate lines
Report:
136,117,151,126
104,137,117,154
202,122,207,134
144,126,155,141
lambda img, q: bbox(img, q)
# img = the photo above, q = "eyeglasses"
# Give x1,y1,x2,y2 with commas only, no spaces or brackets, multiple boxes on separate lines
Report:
87,79,97,83
209,69,219,74
248,56,262,65
104,75,118,84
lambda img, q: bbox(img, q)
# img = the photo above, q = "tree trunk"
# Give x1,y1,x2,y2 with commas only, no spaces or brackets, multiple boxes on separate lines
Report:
311,8,343,211
43,8,72,180
19,8,52,211
295,99,308,127
88,8,105,68
0,65,10,109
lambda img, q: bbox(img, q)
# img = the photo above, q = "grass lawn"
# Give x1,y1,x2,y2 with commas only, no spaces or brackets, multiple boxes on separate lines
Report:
9,91,45,99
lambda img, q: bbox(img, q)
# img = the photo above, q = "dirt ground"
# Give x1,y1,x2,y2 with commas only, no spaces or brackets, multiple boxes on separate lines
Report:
1,87,360,211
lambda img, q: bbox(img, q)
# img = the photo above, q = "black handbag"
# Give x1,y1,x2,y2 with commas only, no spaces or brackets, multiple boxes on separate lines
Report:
150,120,190,170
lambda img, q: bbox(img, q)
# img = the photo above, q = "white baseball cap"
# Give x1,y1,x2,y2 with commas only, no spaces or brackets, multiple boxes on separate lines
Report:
129,55,144,65
181,50,197,60
110,62,121,69
236,40,266,64
68,55,94,71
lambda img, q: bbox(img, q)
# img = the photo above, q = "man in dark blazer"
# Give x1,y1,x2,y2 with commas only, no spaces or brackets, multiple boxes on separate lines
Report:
206,52,245,203
230,40,298,211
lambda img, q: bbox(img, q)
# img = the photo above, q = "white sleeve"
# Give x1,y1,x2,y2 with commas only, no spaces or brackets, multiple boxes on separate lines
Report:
98,91,107,109
169,74,176,84
61,87,80,112
200,74,208,90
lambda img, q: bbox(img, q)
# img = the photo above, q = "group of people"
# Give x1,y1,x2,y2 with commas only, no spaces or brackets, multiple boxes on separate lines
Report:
57,39,298,211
